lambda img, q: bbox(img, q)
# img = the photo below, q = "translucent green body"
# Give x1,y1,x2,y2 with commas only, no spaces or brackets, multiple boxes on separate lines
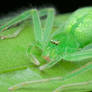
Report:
44,7,92,61
0,7,92,92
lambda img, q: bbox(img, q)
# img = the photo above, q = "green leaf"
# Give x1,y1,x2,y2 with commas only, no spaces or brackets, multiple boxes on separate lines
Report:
0,13,92,92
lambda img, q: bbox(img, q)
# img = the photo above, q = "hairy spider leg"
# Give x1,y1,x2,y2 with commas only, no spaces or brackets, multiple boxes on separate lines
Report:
0,8,55,43
0,8,54,32
8,62,92,91
53,80,92,92
64,48,92,61
53,62,92,92
0,27,23,39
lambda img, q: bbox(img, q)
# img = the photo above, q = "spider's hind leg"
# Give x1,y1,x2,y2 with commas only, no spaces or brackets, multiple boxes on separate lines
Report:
53,80,92,92
8,62,92,91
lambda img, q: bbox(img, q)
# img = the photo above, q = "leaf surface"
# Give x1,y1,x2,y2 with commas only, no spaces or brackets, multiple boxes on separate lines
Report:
0,13,92,92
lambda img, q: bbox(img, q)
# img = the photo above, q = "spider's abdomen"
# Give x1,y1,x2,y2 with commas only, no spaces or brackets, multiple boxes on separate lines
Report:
65,7,92,47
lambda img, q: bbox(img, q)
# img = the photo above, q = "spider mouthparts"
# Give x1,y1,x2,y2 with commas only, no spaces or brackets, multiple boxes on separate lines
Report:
43,56,50,62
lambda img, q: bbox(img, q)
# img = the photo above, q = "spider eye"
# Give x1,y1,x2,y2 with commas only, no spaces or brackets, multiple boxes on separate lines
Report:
50,40,60,45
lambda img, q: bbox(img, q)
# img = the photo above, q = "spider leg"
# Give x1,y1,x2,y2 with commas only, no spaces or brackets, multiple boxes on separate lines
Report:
8,77,61,91
26,8,55,65
63,48,92,61
0,8,55,44
39,56,62,70
53,52,92,92
31,9,43,43
0,8,55,32
43,8,55,43
27,44,40,65
0,27,23,40
41,62,92,91
40,62,92,82
31,8,55,46
8,62,92,91
53,80,92,92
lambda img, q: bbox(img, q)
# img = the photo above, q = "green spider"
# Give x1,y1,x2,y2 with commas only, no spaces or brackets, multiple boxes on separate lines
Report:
0,7,92,92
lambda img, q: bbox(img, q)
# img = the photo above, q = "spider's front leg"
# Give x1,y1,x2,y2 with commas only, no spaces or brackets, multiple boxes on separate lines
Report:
0,8,54,40
27,8,55,66
0,8,55,66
